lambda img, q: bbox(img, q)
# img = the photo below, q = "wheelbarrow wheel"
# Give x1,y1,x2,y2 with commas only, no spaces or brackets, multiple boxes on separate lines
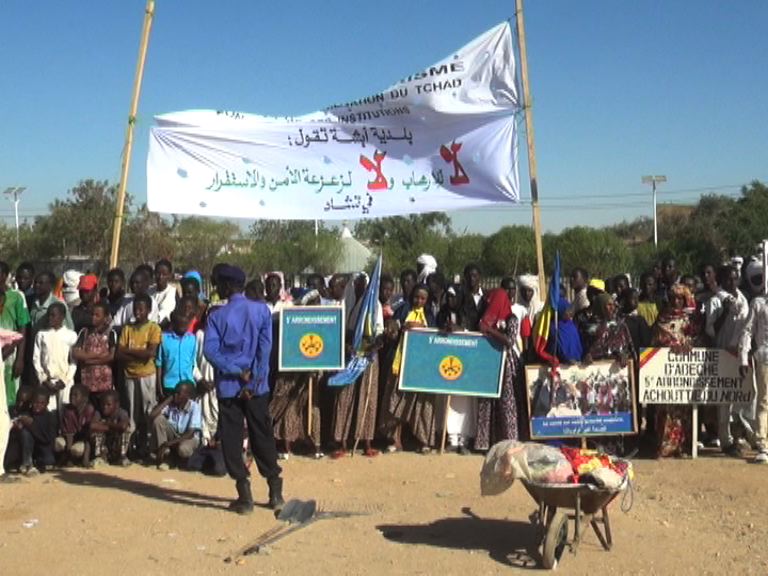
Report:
542,510,568,570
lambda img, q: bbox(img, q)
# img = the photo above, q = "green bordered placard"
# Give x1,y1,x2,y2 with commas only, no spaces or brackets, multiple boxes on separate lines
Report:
397,328,505,398
278,305,345,371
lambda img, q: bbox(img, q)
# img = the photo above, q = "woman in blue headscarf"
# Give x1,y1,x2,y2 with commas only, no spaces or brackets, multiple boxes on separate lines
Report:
535,298,583,366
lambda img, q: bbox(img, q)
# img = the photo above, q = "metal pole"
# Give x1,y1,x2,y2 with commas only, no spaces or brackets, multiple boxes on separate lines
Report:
13,197,20,250
643,175,665,249
515,0,547,300
109,0,156,268
3,186,25,251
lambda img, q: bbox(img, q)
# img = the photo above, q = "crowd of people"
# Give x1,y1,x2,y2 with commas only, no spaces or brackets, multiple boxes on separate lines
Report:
1,250,767,495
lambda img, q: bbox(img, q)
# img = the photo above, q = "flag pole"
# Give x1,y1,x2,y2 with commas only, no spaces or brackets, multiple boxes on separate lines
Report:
515,0,547,300
109,0,156,268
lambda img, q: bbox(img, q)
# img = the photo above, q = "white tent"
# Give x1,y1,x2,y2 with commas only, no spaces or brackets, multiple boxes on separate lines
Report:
336,225,372,273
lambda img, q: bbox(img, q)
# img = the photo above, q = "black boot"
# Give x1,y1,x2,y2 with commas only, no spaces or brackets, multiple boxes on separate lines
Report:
229,478,254,515
267,476,285,512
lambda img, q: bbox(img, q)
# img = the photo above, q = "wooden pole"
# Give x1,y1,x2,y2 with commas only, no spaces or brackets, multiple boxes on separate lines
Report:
109,0,156,268
515,0,547,299
440,395,451,455
691,405,699,459
307,374,314,442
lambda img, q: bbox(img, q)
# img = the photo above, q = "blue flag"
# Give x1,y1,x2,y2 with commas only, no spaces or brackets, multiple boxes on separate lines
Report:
328,255,382,387
549,251,561,311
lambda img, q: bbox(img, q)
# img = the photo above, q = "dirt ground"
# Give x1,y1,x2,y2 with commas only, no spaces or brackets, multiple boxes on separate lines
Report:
1,448,767,576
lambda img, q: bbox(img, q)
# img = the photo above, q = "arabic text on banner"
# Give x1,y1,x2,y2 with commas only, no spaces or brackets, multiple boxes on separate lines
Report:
147,22,520,220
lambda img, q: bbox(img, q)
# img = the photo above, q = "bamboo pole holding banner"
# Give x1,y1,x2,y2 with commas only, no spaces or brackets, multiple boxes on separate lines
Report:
515,0,547,300
109,0,156,268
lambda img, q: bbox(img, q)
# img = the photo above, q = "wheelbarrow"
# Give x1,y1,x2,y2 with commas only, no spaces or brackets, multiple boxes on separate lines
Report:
521,476,630,570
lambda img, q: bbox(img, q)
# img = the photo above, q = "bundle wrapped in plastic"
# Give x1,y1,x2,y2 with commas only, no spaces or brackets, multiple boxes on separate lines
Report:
480,441,573,496
560,447,634,485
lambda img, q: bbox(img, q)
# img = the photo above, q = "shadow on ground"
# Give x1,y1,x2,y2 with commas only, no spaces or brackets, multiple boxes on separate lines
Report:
377,507,541,569
54,469,233,511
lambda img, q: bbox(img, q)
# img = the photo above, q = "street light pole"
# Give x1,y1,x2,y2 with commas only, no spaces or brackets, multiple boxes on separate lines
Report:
3,186,26,250
642,175,667,248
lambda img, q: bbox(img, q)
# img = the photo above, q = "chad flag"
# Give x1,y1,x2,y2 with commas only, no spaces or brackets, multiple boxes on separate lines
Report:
532,251,561,364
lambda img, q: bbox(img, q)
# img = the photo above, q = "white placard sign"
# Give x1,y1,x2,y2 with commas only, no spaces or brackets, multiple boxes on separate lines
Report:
638,347,754,405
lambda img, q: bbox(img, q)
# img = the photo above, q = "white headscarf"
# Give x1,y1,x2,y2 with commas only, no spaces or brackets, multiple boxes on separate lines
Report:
517,274,543,322
416,254,438,283
62,269,83,308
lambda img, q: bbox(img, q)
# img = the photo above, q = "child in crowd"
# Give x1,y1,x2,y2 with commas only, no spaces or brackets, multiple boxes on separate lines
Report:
155,310,196,398
178,295,201,333
149,381,202,471
187,317,226,476
72,302,117,398
55,385,96,467
187,389,226,475
0,318,25,481
113,269,158,328
386,284,435,453
117,294,161,458
32,302,78,416
6,387,58,475
90,390,132,467
0,274,31,410
71,274,99,333
150,259,177,329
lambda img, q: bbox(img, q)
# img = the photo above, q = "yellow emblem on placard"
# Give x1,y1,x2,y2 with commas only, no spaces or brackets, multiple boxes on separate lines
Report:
438,355,463,381
299,333,324,358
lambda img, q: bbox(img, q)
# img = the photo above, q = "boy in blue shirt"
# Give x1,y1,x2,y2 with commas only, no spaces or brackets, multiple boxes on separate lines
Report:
155,310,197,398
149,381,202,470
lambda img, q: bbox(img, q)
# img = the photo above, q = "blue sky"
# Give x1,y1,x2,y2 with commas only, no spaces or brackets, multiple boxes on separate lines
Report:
1,1,766,235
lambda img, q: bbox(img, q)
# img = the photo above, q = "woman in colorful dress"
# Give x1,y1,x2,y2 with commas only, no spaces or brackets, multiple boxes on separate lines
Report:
651,283,702,457
586,293,635,364
475,288,523,451
386,284,436,453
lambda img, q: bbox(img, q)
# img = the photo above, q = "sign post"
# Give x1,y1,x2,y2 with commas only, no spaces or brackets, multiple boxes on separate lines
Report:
397,329,505,398
524,361,638,440
638,347,755,459
279,306,345,372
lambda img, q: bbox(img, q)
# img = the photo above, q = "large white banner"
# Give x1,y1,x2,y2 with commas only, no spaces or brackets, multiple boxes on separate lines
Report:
147,22,520,220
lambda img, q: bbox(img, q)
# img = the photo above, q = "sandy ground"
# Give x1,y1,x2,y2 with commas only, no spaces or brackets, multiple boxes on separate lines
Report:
1,449,767,576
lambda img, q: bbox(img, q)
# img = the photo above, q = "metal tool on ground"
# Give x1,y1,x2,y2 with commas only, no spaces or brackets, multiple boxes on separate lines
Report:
224,499,317,563
225,500,371,561
249,506,368,555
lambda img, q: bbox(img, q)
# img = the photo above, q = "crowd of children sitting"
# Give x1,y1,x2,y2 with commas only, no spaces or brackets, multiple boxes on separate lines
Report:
0,260,224,480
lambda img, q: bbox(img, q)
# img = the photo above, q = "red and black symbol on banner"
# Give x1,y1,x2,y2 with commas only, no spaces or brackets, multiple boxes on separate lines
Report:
359,150,388,190
439,141,470,185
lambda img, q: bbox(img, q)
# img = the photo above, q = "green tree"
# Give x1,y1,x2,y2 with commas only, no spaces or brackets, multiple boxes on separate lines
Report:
353,213,453,274
549,227,632,278
173,217,241,275
120,205,176,268
441,234,485,278
30,179,123,262
482,225,538,276
245,221,341,274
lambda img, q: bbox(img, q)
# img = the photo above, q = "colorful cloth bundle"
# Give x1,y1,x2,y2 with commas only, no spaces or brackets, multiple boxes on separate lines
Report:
560,447,634,486
481,441,634,496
